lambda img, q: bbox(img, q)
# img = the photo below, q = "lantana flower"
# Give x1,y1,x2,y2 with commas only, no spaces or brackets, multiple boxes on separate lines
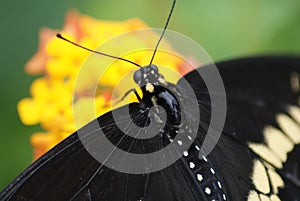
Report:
17,10,193,160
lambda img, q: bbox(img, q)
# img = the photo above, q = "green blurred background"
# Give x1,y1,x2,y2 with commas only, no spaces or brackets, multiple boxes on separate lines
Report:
1,0,300,191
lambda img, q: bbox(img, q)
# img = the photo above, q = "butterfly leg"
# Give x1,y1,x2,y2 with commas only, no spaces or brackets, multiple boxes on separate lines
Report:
118,88,142,102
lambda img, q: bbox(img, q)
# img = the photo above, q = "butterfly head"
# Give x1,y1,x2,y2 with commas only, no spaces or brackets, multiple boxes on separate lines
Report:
133,64,167,92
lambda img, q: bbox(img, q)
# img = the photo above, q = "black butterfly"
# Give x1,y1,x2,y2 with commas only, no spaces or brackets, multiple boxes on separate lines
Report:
1,0,300,200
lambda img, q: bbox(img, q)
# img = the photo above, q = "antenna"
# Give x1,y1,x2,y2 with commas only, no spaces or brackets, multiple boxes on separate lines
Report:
149,0,176,65
56,34,142,68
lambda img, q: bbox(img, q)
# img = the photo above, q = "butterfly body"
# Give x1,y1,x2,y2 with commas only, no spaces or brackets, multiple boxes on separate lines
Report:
134,64,182,136
133,64,229,201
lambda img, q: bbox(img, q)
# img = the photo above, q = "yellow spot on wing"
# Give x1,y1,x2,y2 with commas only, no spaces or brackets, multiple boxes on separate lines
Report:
247,190,260,201
260,194,271,201
251,160,270,194
290,72,300,93
264,126,294,162
288,105,300,124
270,194,281,201
248,143,283,169
276,114,300,144
267,168,284,194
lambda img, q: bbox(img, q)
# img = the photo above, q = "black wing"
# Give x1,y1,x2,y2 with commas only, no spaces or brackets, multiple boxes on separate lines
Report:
178,56,300,200
0,103,210,201
2,56,300,201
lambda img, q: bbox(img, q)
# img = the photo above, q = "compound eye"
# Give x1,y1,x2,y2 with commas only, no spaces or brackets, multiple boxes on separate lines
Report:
133,70,142,84
149,64,158,73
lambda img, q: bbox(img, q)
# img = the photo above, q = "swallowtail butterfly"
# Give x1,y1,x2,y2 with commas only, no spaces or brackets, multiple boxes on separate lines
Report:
1,0,300,200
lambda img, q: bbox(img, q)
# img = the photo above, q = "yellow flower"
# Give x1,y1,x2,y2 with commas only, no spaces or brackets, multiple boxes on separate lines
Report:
18,10,193,160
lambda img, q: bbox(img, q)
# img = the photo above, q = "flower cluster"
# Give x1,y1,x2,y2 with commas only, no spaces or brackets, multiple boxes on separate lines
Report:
17,10,193,160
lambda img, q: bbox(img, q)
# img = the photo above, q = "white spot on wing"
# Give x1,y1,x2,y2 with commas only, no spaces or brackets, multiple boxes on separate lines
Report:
197,174,203,181
204,187,211,195
189,162,195,169
217,181,222,189
251,160,270,194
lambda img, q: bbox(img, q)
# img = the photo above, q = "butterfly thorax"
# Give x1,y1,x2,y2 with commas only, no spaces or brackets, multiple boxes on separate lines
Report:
134,65,182,132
